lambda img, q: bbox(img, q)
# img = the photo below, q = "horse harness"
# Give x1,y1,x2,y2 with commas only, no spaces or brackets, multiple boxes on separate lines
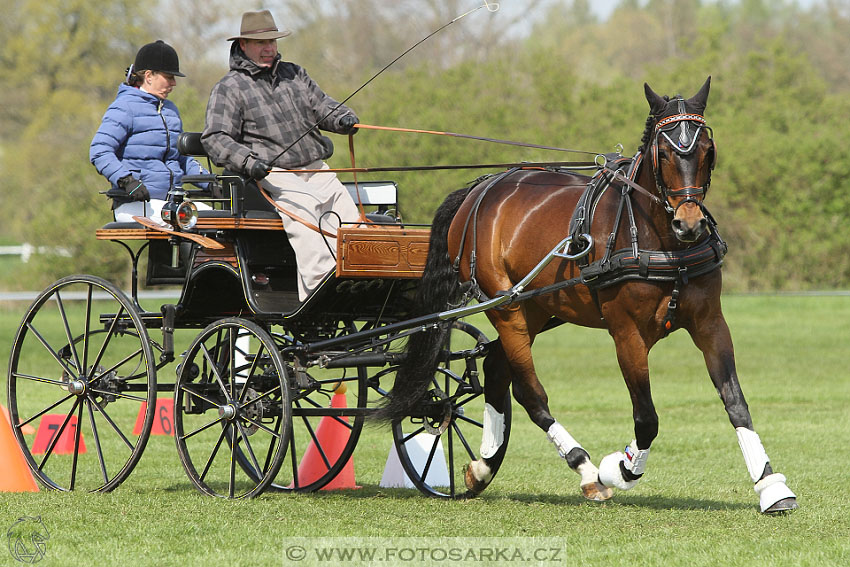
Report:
452,108,726,336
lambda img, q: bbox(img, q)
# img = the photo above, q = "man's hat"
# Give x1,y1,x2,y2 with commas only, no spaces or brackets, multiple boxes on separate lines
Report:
227,10,291,41
134,40,185,77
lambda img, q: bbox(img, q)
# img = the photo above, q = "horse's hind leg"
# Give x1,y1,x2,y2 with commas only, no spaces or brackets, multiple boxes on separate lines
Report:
464,338,512,495
470,305,612,501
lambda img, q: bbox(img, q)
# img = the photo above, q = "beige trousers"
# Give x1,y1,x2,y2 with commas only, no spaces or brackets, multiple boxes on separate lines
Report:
261,161,360,300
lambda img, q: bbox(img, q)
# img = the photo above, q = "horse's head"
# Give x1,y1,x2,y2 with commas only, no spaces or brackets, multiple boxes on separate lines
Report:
644,77,716,243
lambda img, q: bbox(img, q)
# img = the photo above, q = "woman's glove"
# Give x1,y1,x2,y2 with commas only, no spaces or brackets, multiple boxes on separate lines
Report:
116,175,150,201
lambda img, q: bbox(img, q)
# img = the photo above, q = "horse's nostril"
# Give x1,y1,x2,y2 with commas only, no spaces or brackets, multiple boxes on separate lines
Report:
671,219,682,231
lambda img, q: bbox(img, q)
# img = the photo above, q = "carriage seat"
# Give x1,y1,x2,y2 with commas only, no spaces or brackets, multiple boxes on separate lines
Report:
177,131,399,224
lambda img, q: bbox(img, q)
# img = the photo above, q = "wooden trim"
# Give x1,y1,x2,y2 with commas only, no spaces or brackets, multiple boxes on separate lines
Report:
336,226,430,279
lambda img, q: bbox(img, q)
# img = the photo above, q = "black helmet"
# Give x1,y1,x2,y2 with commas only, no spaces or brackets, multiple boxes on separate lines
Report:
133,40,186,77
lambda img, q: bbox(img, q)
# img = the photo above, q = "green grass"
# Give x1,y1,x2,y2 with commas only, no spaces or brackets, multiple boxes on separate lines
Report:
1,294,849,566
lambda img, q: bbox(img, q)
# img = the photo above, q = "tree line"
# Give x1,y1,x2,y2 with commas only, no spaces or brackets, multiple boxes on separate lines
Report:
2,0,849,291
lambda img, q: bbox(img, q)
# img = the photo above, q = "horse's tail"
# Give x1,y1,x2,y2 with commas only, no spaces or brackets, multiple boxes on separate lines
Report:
373,187,471,423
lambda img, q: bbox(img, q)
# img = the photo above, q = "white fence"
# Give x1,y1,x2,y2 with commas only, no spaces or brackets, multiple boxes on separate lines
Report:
0,244,71,263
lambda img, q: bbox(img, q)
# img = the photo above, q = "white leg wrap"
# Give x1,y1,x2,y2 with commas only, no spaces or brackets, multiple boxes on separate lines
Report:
576,461,601,488
754,473,796,513
623,440,650,476
479,403,505,459
736,427,770,483
468,459,493,484
598,440,648,491
546,422,582,459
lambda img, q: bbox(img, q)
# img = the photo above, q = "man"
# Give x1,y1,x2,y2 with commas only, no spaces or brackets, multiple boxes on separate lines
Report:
202,9,361,300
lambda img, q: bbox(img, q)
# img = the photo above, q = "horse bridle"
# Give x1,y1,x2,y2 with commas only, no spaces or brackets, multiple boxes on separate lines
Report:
650,97,717,214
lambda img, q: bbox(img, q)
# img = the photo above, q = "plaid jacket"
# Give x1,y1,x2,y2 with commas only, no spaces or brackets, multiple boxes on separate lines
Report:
201,44,357,172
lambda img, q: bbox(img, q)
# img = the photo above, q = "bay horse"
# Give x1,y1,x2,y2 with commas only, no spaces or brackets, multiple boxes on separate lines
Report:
380,77,798,514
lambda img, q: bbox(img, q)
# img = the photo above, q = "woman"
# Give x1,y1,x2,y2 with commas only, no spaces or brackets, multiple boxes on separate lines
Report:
90,40,210,224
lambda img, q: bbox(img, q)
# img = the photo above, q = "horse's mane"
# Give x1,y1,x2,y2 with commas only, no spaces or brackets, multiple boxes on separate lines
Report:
637,95,670,153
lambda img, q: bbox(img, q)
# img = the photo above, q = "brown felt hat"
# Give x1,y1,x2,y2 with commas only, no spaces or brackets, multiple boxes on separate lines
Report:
227,10,291,41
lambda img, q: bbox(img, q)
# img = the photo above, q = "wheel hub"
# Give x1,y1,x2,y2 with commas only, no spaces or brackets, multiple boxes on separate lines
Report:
218,404,237,421
68,379,86,396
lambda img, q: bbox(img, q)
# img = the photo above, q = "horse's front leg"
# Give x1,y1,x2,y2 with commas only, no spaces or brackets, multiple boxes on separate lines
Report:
689,315,798,514
597,326,657,492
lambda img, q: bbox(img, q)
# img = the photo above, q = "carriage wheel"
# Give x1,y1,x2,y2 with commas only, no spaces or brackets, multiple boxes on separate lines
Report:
174,318,290,498
6,275,157,492
387,321,512,498
264,330,368,493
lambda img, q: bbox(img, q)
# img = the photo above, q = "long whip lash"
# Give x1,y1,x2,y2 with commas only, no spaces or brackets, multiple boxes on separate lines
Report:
268,2,500,165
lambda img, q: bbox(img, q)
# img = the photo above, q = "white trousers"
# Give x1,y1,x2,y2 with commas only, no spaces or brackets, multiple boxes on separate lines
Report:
113,199,210,226
261,161,360,300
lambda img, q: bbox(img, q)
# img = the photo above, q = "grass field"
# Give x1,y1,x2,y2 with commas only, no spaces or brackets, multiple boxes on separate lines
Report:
1,293,848,566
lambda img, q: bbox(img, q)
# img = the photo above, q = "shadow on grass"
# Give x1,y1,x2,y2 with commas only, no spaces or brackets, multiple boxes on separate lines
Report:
159,481,754,513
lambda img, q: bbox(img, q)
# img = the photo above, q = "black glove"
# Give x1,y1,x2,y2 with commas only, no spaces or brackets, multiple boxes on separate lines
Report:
116,175,150,201
340,115,359,135
249,159,270,180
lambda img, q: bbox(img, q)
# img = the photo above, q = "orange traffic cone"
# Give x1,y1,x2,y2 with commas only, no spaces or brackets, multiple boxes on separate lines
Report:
2,404,35,435
294,384,360,490
0,404,39,492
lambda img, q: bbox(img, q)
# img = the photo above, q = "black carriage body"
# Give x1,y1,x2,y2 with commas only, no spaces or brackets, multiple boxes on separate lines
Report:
7,132,492,499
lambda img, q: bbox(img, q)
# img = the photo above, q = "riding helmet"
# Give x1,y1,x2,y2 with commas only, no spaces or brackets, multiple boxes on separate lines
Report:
133,40,186,77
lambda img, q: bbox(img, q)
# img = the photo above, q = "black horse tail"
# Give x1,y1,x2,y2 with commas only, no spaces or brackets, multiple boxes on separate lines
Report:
373,187,471,423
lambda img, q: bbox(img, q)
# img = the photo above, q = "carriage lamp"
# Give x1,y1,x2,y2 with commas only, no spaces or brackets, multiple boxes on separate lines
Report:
161,189,198,230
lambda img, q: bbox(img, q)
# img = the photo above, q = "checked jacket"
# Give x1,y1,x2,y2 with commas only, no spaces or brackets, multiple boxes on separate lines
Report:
202,43,358,173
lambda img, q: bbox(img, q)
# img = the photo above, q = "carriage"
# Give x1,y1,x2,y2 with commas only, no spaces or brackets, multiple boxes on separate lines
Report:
6,131,501,499
6,79,798,512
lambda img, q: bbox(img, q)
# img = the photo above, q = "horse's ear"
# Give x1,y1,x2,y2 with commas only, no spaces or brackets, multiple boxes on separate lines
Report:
686,76,711,114
644,83,667,115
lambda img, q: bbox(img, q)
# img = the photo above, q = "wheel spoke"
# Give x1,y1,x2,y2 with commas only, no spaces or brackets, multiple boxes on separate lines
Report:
296,402,331,470
198,426,228,483
229,423,237,498
54,291,83,375
235,421,262,475
86,395,109,484
12,370,72,388
88,305,126,378
300,394,354,430
13,392,75,431
237,343,265,403
180,384,223,409
228,329,236,400
24,322,79,379
90,347,145,382
239,414,281,438
82,284,93,376
37,398,80,472
200,343,230,399
180,415,226,441
452,420,477,461
401,425,426,444
419,432,441,481
69,401,84,490
87,388,147,403
456,414,483,428
88,397,135,451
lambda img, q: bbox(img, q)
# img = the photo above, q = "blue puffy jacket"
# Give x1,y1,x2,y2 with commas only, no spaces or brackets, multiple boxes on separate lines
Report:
90,84,208,201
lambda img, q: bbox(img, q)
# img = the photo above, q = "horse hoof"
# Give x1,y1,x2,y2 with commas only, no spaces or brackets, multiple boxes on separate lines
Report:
581,481,614,501
463,462,489,495
763,497,799,515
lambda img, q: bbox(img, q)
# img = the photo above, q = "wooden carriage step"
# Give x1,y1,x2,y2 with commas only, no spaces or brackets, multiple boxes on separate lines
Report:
336,226,430,279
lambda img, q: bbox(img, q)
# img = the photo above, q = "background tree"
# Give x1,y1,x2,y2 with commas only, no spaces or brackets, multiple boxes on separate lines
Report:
1,0,849,291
